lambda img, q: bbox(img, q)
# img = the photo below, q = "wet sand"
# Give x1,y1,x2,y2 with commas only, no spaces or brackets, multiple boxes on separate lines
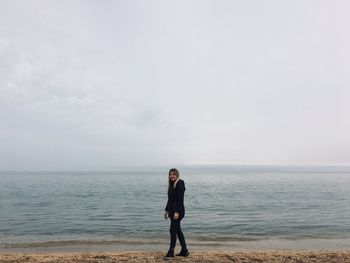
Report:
1,250,350,262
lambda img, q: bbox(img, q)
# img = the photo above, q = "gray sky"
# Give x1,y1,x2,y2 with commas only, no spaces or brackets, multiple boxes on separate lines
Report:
0,0,349,169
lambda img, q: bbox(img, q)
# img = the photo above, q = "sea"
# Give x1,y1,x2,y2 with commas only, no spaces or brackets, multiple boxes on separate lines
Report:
1,165,350,252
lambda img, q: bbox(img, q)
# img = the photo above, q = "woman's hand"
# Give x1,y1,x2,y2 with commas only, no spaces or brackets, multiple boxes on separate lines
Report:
164,210,169,220
173,212,179,220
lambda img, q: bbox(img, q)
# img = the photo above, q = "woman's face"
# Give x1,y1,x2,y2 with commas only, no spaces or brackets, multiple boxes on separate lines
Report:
169,171,177,182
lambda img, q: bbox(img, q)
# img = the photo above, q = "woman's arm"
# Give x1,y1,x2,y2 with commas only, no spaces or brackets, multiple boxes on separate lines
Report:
174,180,185,214
165,191,170,211
164,190,169,219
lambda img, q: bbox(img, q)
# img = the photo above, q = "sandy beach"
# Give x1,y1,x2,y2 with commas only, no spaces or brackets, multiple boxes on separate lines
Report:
1,250,350,262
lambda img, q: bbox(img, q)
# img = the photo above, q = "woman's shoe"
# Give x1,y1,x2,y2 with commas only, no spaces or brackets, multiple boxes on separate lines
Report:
176,249,189,257
164,249,174,258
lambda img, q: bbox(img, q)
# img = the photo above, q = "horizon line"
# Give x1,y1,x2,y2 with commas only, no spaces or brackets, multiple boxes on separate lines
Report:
1,163,350,172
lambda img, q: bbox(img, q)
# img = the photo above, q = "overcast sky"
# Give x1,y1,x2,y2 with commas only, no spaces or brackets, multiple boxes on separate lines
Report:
0,0,349,170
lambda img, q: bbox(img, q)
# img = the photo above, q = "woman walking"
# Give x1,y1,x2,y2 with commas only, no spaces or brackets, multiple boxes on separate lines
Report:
164,168,189,257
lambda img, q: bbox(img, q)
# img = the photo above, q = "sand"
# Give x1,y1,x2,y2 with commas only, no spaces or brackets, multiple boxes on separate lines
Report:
1,250,350,263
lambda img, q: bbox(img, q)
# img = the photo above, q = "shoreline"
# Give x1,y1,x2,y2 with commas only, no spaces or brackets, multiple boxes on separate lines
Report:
2,237,350,253
1,250,350,262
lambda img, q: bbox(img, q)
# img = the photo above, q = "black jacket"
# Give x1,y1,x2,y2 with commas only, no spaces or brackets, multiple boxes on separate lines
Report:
165,179,186,218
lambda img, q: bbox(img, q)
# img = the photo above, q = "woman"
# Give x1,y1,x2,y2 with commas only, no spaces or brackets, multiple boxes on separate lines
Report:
164,168,189,257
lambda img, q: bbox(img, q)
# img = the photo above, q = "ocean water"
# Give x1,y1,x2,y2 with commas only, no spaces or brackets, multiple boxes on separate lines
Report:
1,165,350,252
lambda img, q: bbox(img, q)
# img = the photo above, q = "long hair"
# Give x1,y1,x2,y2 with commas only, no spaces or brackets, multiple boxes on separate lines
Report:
168,168,180,190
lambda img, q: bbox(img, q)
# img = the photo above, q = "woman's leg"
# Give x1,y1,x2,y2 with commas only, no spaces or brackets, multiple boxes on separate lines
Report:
169,218,179,249
177,220,187,251
170,217,187,251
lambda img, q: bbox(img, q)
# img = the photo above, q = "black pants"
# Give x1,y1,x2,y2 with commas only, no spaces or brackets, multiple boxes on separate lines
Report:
169,217,187,250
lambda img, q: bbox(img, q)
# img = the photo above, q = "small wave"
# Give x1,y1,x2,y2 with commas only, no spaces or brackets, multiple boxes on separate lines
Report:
192,236,262,242
0,239,165,249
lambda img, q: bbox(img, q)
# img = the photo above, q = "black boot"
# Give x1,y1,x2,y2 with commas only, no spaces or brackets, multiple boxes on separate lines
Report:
176,248,189,257
165,248,174,258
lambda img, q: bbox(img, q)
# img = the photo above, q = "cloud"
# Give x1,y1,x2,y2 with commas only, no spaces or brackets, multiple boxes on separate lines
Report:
0,0,349,169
